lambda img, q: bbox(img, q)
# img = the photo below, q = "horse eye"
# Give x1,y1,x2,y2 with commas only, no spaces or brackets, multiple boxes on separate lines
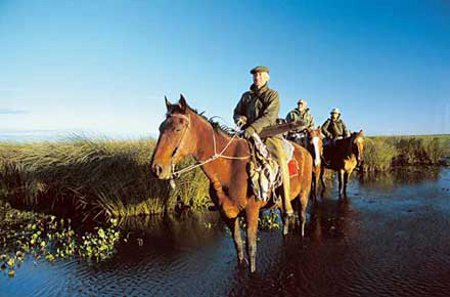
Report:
174,128,182,133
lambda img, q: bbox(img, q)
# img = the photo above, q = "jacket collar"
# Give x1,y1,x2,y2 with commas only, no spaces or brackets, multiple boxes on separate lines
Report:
250,83,269,96
297,107,309,114
330,116,341,122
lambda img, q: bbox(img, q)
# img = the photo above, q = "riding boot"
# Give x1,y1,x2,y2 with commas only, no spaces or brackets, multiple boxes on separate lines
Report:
280,160,293,216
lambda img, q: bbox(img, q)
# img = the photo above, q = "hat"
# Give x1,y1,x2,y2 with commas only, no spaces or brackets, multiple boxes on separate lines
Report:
330,108,341,114
250,65,270,74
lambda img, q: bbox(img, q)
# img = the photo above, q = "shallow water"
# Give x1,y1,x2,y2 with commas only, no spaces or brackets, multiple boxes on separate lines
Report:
1,167,450,297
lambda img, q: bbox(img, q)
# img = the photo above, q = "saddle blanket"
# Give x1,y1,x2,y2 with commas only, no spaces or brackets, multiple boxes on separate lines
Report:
249,136,299,202
282,139,299,177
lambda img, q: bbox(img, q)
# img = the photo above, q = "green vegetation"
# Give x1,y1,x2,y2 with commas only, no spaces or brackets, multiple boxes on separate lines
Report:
0,201,121,277
258,209,282,230
363,135,449,172
0,135,448,219
0,137,209,219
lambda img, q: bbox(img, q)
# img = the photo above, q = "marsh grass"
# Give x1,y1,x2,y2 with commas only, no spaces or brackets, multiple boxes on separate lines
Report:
0,137,209,220
0,134,448,219
363,138,397,172
363,135,449,172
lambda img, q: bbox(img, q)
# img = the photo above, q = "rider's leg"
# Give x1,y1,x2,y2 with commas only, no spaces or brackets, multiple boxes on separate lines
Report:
265,137,293,216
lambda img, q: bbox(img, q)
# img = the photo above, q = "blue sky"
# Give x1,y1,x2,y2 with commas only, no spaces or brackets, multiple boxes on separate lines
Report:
1,0,449,140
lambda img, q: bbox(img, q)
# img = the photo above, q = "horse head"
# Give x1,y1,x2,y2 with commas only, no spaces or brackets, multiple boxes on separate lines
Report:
351,130,364,164
151,94,195,179
307,126,323,167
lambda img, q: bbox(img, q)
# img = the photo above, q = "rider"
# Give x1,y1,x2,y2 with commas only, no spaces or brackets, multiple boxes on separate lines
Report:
321,108,350,146
233,66,294,218
285,99,315,147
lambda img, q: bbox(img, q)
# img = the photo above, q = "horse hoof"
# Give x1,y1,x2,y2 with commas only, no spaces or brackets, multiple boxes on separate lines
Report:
238,258,249,267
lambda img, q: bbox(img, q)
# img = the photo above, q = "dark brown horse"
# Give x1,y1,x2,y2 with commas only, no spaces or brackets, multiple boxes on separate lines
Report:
151,95,312,273
320,131,364,196
305,127,323,201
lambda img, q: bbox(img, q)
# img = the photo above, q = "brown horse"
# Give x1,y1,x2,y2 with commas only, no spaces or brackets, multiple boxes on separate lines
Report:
305,127,323,201
320,131,364,196
151,95,312,273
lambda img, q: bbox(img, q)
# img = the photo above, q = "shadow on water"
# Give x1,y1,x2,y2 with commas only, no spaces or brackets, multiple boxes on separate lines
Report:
1,167,450,297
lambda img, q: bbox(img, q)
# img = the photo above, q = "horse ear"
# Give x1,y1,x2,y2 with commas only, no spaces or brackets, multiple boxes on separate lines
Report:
179,94,187,113
359,129,364,136
164,96,171,110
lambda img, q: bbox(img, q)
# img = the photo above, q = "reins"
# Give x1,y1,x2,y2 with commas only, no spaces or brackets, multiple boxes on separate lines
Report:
169,113,250,178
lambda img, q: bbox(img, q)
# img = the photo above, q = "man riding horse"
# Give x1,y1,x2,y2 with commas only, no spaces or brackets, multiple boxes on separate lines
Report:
321,107,350,146
233,65,294,218
286,99,315,147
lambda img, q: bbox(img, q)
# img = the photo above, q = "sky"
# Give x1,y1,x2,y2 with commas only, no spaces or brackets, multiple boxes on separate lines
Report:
1,0,449,140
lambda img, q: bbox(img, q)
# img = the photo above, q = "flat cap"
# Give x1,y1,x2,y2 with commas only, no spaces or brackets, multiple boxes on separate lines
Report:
250,65,270,74
330,108,341,114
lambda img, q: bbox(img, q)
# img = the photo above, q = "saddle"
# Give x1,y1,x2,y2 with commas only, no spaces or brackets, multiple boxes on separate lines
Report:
246,135,298,202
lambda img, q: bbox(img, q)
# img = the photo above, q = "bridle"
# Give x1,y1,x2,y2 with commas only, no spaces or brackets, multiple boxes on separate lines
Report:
353,136,364,163
166,113,191,164
164,112,250,178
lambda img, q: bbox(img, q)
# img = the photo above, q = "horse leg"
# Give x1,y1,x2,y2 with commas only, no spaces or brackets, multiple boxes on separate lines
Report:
314,167,321,201
245,202,260,273
277,189,290,236
311,171,317,202
319,166,326,194
282,211,290,236
298,190,309,237
343,171,349,196
338,170,344,196
227,217,246,267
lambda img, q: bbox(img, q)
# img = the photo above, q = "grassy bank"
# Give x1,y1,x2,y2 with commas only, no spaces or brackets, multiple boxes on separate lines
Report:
0,138,209,219
363,134,449,172
0,135,448,218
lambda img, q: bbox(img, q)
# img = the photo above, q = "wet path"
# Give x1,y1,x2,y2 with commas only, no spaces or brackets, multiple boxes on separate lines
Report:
1,168,449,296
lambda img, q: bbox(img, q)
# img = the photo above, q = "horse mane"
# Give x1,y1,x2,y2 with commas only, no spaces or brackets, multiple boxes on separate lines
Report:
187,106,236,137
336,132,358,144
350,131,359,138
168,101,237,137
326,133,356,158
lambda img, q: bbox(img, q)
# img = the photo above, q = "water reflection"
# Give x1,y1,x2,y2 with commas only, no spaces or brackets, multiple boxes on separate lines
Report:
359,167,442,192
309,196,355,242
1,168,449,297
117,212,223,250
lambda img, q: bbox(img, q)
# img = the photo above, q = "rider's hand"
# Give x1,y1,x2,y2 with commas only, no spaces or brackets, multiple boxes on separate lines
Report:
243,126,256,139
236,117,247,128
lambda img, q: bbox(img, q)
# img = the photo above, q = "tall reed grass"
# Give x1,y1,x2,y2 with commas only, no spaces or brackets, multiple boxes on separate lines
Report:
0,134,448,218
0,137,209,220
363,135,449,172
